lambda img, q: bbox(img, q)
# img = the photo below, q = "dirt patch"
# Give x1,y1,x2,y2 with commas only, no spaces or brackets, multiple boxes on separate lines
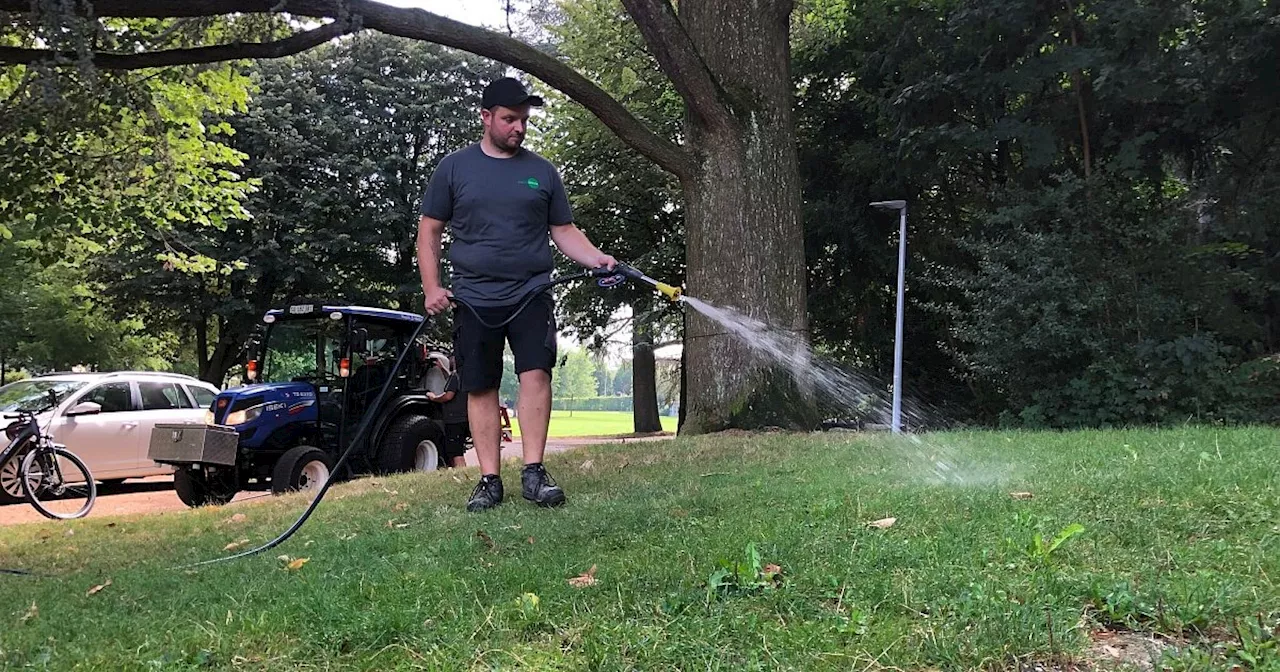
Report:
1018,630,1176,672
1084,630,1175,670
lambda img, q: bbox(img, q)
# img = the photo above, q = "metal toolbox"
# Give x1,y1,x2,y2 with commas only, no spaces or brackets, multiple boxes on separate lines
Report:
148,423,240,466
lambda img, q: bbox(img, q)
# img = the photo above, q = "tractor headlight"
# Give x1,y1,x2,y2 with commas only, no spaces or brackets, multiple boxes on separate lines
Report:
224,406,263,426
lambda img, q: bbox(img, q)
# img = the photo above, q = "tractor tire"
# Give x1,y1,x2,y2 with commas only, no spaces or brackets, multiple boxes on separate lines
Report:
174,467,238,507
0,444,33,504
377,414,445,475
271,445,334,495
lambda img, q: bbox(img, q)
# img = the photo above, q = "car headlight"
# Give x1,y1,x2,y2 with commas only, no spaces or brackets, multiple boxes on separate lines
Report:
224,406,264,426
204,410,215,425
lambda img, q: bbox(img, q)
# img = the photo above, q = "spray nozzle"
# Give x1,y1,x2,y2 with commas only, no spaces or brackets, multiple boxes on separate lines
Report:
592,262,683,302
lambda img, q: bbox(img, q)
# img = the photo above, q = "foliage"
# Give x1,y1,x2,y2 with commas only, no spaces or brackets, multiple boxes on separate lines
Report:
793,0,1280,426
0,18,261,374
0,18,256,248
550,395,633,412
540,0,685,346
92,34,502,383
553,348,598,402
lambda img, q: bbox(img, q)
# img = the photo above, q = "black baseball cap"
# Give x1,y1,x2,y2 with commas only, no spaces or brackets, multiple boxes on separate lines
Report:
481,77,544,110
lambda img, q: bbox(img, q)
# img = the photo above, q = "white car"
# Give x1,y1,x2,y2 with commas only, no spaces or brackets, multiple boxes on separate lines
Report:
0,372,219,504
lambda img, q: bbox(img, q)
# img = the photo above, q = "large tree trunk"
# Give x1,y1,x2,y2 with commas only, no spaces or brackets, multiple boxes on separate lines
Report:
677,0,812,433
631,308,663,433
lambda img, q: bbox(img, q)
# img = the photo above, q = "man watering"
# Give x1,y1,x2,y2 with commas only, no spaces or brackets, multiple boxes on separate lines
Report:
417,76,616,512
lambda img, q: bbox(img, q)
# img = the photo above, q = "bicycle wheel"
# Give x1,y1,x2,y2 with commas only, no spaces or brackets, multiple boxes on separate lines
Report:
20,447,96,520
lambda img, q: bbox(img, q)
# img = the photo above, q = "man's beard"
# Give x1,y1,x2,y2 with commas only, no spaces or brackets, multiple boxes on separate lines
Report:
489,129,523,152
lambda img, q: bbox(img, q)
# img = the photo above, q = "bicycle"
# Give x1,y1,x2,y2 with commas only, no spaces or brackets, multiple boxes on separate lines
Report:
0,393,96,520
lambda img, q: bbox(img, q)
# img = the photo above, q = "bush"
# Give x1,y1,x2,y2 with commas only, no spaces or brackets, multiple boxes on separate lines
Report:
551,396,633,412
1012,336,1280,427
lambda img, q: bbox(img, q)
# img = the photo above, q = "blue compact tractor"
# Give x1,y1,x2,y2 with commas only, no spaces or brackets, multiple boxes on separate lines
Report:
149,301,456,507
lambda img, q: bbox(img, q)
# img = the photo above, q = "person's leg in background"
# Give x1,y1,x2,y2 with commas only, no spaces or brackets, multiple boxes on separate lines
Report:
444,423,470,468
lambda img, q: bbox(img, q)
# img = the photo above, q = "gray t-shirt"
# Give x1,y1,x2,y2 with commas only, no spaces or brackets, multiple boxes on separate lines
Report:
420,143,573,307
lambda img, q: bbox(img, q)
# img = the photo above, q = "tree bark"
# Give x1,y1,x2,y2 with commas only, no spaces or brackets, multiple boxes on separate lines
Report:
631,307,663,433
676,0,812,432
194,314,209,380
0,20,355,68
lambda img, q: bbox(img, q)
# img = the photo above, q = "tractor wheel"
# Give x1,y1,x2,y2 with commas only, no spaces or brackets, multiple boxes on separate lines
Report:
174,467,238,507
378,414,445,475
271,445,334,495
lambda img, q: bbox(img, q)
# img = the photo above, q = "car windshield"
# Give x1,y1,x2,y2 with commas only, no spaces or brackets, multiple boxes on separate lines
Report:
262,318,345,383
0,379,88,413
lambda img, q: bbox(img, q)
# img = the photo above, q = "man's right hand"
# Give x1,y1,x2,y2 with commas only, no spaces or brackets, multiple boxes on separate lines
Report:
424,285,453,316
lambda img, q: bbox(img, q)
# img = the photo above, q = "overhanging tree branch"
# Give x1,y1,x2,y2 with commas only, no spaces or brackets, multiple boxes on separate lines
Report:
618,0,732,132
0,20,354,69
0,0,699,180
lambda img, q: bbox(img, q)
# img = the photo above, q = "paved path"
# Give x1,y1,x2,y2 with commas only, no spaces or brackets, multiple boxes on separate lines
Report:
0,434,672,526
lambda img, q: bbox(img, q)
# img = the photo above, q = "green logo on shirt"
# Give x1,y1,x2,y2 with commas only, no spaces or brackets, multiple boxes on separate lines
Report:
523,177,540,189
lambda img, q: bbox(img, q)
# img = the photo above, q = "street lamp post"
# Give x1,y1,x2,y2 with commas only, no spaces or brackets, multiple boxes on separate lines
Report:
869,200,907,433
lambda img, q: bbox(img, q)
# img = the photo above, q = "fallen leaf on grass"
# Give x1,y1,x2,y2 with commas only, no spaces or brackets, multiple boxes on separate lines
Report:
1010,492,1034,500
19,602,37,623
1102,645,1122,658
527,536,536,545
580,459,594,471
65,529,74,537
568,565,598,588
867,517,897,529
476,530,496,551
285,557,309,571
224,513,247,525
394,502,410,512
223,538,250,552
764,564,782,575
86,579,112,596
386,520,410,529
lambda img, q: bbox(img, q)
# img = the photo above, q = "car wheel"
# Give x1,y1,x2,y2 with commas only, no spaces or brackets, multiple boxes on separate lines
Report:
271,445,334,495
0,445,34,505
174,468,238,507
378,414,445,474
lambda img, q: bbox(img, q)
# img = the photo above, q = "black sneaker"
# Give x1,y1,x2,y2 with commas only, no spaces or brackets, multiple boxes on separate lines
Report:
521,463,566,507
467,474,504,512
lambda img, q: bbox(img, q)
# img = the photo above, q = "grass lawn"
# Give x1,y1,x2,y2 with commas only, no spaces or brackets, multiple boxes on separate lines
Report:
2,427,1278,670
511,410,678,438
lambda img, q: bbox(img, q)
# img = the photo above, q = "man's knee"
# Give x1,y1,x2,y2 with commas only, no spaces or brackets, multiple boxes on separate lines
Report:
518,369,551,388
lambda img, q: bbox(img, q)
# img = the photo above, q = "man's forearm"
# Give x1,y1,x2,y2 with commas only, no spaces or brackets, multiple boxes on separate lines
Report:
417,218,444,289
550,224,604,267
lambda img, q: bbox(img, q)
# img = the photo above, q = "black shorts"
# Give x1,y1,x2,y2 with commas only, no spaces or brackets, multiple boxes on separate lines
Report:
453,292,557,393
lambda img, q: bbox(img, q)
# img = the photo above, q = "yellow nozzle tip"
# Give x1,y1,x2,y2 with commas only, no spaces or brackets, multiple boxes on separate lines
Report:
655,282,683,301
